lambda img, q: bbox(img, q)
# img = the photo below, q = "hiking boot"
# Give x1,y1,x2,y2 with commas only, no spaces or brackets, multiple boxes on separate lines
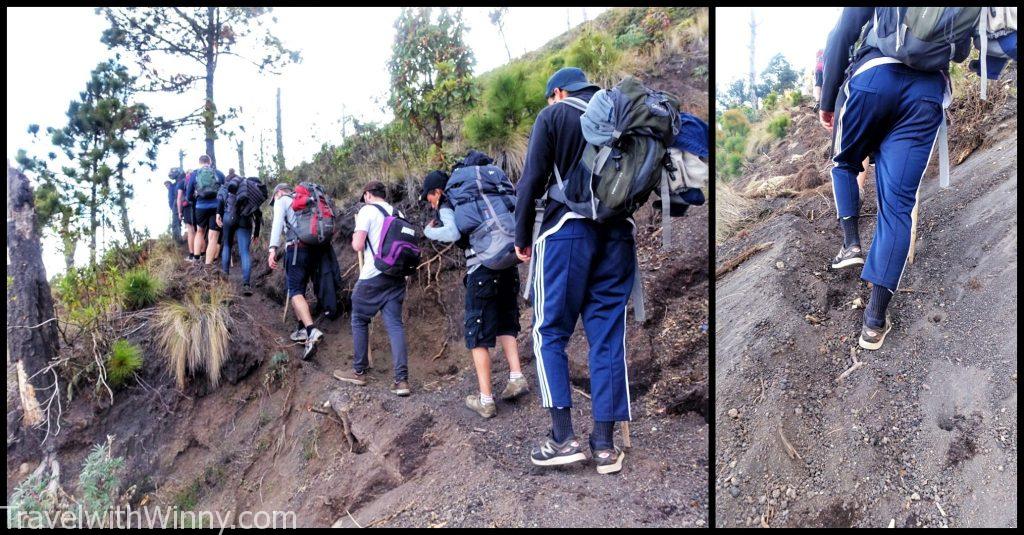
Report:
499,376,530,401
592,446,625,475
530,435,587,467
831,244,865,269
289,327,308,343
465,395,497,418
859,314,892,351
333,369,368,386
391,381,411,397
242,283,253,296
302,328,324,360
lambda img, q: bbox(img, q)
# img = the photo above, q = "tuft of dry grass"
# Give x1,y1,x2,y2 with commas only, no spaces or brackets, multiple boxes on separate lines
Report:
716,182,755,245
153,284,233,389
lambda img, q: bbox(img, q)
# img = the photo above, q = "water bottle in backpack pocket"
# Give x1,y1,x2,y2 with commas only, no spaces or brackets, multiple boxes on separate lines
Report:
366,204,421,277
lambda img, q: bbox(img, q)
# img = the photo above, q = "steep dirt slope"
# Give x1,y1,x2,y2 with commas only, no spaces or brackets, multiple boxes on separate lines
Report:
714,95,1017,528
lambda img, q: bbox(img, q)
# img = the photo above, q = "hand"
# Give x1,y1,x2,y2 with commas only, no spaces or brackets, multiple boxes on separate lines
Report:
268,249,278,270
427,220,437,228
430,198,439,210
216,214,223,228
819,110,834,131
515,245,531,263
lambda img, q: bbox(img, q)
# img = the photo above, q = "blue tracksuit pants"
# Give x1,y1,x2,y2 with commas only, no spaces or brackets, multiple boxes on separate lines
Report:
531,218,635,422
832,62,946,290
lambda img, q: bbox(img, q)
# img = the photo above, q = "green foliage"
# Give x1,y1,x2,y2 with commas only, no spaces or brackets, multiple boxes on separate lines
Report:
79,438,125,516
756,54,801,98
118,268,162,310
786,90,803,107
767,114,791,139
716,109,754,180
763,92,779,111
388,7,476,161
463,62,547,148
7,471,54,528
566,30,621,86
173,479,201,511
719,109,751,138
106,339,144,387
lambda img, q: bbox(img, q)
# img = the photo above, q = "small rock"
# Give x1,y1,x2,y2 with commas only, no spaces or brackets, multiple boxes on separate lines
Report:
19,463,32,476
776,261,786,270
786,487,797,499
771,488,781,499
728,408,740,419
911,492,921,501
729,486,741,498
795,406,803,415
851,297,864,309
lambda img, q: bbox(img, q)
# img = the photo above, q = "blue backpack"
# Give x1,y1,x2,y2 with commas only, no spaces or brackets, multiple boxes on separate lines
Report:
445,154,518,271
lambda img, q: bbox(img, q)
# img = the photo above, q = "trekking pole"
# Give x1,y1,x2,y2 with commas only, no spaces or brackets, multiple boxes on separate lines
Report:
907,200,920,265
622,421,632,449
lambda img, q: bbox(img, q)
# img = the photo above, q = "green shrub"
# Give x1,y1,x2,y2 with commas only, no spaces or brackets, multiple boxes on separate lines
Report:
719,109,751,138
118,268,162,310
767,114,791,139
763,91,779,110
786,90,803,107
78,439,125,516
106,339,143,387
567,30,621,85
7,471,54,528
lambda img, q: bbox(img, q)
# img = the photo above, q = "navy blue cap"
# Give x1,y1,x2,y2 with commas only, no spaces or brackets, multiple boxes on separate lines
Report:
420,170,449,201
545,67,598,98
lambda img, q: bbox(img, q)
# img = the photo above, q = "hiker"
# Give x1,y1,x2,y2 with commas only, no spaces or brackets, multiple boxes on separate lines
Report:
333,181,419,398
177,167,196,258
217,175,267,295
514,67,680,475
819,7,1013,350
420,155,529,419
184,155,226,265
813,48,825,111
166,168,185,244
267,183,326,360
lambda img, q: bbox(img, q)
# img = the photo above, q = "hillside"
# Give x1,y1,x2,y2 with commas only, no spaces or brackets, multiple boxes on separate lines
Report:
7,7,709,528
714,70,1017,527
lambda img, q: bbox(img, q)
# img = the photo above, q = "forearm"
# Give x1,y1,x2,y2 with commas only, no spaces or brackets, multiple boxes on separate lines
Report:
423,208,460,243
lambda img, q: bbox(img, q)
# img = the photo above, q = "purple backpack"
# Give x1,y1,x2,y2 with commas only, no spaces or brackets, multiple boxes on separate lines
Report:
365,204,421,277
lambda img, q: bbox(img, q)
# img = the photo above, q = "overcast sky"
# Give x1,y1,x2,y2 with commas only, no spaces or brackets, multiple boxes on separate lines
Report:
715,7,843,92
6,7,608,277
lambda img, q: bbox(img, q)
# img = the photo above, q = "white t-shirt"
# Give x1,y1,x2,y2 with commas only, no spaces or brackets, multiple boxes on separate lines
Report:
354,201,400,280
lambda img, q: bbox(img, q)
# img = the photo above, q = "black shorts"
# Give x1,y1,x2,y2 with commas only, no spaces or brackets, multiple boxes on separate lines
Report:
182,204,195,226
194,207,220,232
464,266,520,349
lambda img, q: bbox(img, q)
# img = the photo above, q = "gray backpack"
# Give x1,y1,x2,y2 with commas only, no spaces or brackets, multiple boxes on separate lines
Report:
445,164,518,271
864,7,980,72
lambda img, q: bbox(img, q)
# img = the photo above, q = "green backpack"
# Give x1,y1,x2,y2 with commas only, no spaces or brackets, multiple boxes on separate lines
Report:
194,167,219,200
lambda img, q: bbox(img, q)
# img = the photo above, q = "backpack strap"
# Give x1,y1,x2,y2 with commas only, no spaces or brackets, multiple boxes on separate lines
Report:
629,226,646,323
474,167,513,234
980,7,989,101
661,170,671,250
560,97,589,113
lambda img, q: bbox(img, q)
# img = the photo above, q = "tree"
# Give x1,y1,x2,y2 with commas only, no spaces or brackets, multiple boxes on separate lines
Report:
757,54,801,99
489,7,513,63
387,7,476,164
748,10,759,111
717,79,750,110
98,7,300,166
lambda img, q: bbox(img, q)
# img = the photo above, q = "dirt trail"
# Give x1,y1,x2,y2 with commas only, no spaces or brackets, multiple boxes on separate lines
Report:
715,103,1017,527
6,204,709,528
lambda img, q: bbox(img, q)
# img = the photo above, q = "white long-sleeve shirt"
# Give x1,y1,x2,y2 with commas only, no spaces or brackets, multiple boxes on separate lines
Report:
423,206,482,274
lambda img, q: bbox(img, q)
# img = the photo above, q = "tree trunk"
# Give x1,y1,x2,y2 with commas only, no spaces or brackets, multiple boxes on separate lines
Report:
204,6,217,166
89,181,98,265
7,164,60,455
178,149,185,170
237,139,245,177
748,11,759,111
276,87,285,172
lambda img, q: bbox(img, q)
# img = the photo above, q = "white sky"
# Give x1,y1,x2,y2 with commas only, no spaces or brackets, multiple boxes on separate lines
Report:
715,7,842,92
6,6,607,277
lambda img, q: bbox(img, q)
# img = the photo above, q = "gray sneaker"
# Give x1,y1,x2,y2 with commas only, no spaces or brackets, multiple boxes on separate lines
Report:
859,314,892,351
592,446,625,475
301,328,324,360
333,369,368,386
499,376,530,401
289,327,308,343
831,244,865,269
530,435,587,467
465,395,497,418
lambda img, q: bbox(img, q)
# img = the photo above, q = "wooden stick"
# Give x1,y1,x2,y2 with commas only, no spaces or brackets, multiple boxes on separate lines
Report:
621,422,632,449
357,249,374,368
778,427,802,460
715,241,774,278
907,198,920,264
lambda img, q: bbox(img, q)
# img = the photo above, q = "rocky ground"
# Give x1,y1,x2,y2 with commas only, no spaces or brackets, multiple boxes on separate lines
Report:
714,88,1017,527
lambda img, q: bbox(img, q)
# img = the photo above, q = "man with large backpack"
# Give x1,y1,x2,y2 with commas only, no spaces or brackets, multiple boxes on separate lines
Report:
267,183,328,361
514,67,680,475
185,155,226,266
333,181,418,397
420,152,530,419
217,175,268,296
820,7,1012,350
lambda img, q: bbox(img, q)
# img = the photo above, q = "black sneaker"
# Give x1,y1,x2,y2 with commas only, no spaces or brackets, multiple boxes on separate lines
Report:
592,446,625,475
242,283,253,296
859,314,892,351
302,328,324,360
831,244,865,269
530,435,587,467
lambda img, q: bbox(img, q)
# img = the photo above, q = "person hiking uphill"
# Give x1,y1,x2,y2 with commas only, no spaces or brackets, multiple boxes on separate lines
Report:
813,48,825,111
819,7,998,350
176,166,196,259
333,181,416,398
514,67,633,475
420,156,529,419
217,175,267,296
267,183,326,361
166,167,185,244
185,154,226,266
